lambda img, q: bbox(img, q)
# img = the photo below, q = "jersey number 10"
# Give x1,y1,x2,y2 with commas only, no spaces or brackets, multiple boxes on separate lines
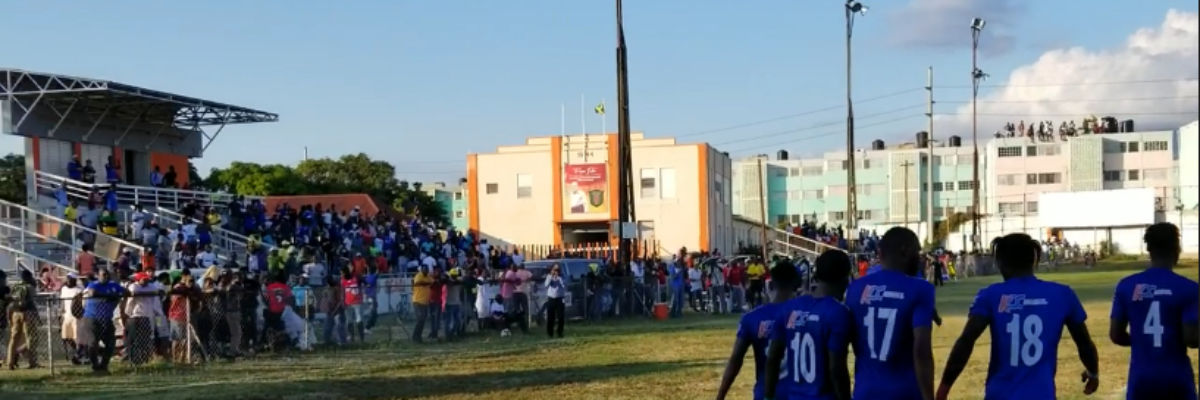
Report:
790,332,818,384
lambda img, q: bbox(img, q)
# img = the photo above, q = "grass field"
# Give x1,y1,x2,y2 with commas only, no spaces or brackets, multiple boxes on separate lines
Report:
0,261,1196,400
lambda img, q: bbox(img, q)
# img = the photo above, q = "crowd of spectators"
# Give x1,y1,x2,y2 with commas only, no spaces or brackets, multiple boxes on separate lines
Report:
994,116,1127,142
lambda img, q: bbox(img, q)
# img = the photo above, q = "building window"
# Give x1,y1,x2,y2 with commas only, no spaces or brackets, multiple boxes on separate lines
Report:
1144,141,1169,151
1026,146,1039,157
453,192,463,200
773,169,788,177
957,180,974,190
486,183,499,194
827,160,848,170
660,168,677,199
1026,201,1038,214
1037,173,1061,184
1103,170,1122,182
789,167,800,177
714,180,724,204
998,146,1022,157
802,166,823,176
1127,141,1140,152
997,174,1020,186
1143,168,1169,181
790,214,804,224
1127,169,1140,181
776,215,788,224
454,210,465,218
856,209,879,220
828,211,846,221
803,189,824,199
999,202,1024,214
1041,145,1061,156
1026,173,1038,185
639,168,657,198
932,182,945,192
858,184,885,196
516,174,533,198
788,190,802,200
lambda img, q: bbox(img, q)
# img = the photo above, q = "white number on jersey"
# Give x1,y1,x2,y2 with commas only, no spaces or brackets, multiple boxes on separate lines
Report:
1004,313,1045,367
790,332,818,383
863,307,897,361
1143,300,1164,348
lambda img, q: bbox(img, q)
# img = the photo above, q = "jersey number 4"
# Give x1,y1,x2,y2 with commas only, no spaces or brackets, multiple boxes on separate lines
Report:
1144,300,1165,348
1005,313,1044,367
863,307,897,361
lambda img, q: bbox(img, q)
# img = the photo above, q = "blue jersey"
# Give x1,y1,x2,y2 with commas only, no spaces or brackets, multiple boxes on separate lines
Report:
736,303,781,400
771,295,853,400
969,276,1086,400
1111,268,1200,400
844,270,935,400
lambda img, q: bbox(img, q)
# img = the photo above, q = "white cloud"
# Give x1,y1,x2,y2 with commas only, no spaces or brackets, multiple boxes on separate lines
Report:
940,9,1200,136
887,0,1025,56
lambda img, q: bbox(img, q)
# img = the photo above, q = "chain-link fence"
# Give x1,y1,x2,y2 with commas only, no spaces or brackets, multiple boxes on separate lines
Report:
3,272,753,376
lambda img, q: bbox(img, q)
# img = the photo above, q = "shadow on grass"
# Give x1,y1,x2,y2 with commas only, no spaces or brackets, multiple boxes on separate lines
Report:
6,360,709,400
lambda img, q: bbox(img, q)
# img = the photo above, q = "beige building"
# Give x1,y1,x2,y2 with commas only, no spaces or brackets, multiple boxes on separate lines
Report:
466,133,733,254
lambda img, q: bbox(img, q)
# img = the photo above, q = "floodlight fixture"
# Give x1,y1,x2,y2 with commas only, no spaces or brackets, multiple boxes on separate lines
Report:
847,1,868,16
971,18,986,32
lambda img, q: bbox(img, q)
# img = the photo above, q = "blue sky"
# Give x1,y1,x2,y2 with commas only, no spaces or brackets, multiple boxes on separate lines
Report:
2,1,1196,182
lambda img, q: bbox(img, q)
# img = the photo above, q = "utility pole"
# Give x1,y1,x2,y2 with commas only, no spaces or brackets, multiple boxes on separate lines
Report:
925,67,935,246
970,18,987,252
901,160,914,229
845,1,867,234
615,0,635,267
757,158,769,260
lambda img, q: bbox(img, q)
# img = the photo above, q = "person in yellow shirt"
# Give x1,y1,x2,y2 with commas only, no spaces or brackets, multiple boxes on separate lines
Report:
411,268,434,343
746,257,767,308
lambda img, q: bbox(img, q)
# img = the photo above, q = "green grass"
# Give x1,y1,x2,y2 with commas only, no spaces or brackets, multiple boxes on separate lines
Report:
0,261,1196,400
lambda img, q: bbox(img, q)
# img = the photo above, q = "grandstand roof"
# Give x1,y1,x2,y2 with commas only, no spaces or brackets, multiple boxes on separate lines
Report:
0,68,278,127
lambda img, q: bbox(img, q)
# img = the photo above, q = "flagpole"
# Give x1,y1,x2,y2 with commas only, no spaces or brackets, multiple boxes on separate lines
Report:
581,94,587,135
560,104,566,136
601,99,607,134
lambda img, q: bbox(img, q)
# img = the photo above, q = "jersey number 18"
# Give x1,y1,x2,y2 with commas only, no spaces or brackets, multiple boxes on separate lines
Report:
1005,313,1044,367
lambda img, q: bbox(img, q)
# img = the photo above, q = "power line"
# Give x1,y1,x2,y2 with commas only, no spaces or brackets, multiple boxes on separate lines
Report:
675,87,924,139
937,77,1198,90
722,114,926,154
712,105,925,149
937,95,1200,104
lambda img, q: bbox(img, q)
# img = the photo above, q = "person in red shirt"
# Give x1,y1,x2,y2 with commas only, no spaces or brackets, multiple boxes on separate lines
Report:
352,253,368,278
341,266,365,343
426,266,445,341
263,272,293,347
168,273,200,363
725,261,745,313
374,253,389,274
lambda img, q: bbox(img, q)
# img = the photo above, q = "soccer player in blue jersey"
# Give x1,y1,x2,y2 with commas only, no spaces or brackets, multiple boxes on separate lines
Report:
936,233,1100,400
1109,222,1200,400
716,260,802,400
764,250,854,400
844,227,936,400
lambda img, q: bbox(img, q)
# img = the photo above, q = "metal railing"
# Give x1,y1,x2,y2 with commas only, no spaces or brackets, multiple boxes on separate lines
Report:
0,200,146,275
33,170,263,211
770,227,845,257
152,207,268,256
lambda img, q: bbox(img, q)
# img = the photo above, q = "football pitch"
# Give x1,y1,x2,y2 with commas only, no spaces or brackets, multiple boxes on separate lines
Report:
0,261,1196,400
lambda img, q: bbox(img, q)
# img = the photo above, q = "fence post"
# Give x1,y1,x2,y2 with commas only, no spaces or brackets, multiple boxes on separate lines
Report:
185,297,192,365
45,296,55,376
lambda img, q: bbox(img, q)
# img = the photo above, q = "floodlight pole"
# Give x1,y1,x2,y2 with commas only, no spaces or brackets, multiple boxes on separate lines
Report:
845,1,862,233
616,0,635,267
970,24,983,252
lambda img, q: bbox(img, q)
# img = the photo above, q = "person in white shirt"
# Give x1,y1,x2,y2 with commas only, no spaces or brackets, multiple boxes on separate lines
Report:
303,259,327,287
181,221,198,243
131,205,148,239
121,272,162,365
510,251,525,267
197,245,218,268
687,265,704,312
59,274,86,364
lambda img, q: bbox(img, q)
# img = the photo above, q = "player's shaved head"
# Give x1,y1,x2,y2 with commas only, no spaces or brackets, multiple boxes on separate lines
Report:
1144,222,1181,267
880,227,920,275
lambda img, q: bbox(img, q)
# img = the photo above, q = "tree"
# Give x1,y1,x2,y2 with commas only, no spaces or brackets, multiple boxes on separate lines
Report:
187,161,205,189
0,154,26,204
204,154,450,226
206,161,307,196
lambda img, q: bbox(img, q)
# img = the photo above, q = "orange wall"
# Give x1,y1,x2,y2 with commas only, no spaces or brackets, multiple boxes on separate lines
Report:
466,154,480,235
30,137,41,171
606,133,620,223
696,144,710,251
149,152,189,187
550,137,563,246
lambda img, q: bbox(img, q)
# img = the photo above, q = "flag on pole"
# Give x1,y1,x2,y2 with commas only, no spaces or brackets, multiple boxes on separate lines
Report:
594,102,606,115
